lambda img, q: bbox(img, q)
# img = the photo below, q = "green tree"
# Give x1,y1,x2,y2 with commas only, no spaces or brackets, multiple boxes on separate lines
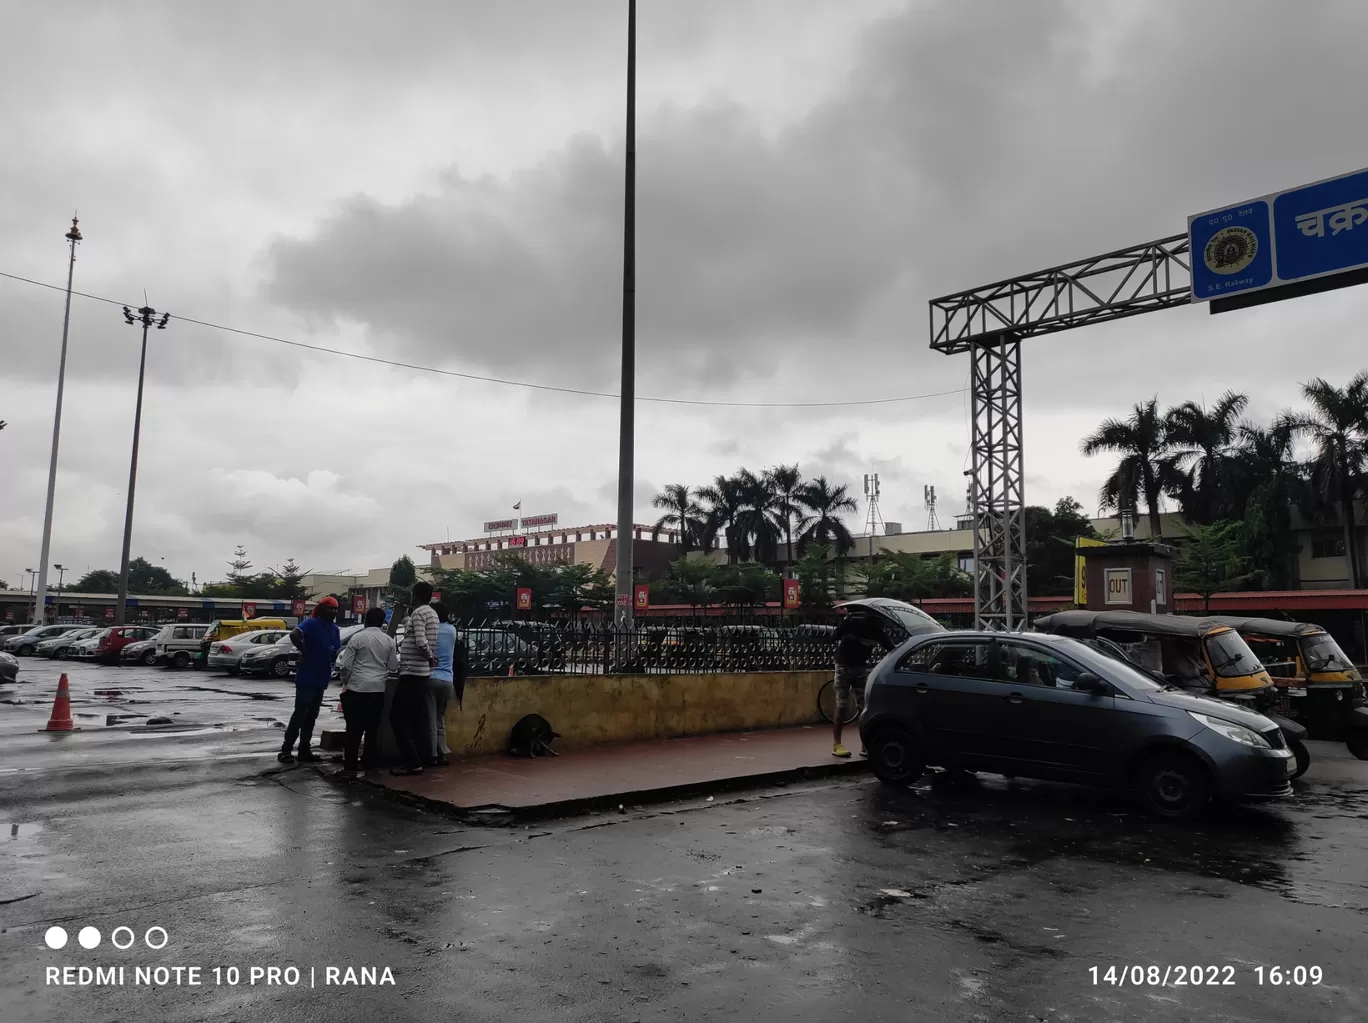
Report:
75,569,119,592
764,463,806,567
1164,390,1249,524
796,476,858,555
1174,521,1256,612
226,546,255,597
1024,497,1100,597
793,543,835,611
712,562,779,608
1081,397,1175,537
654,558,719,609
388,555,418,590
271,558,310,600
734,468,783,563
858,552,971,603
1233,418,1304,590
697,474,748,562
650,484,705,552
1286,371,1368,589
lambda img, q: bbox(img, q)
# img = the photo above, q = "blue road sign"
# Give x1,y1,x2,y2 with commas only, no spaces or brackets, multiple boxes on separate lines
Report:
1189,167,1368,303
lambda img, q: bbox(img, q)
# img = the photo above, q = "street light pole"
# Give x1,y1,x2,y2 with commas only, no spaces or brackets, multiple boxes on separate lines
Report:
54,564,67,621
33,216,82,625
25,569,36,622
115,304,170,626
613,0,637,628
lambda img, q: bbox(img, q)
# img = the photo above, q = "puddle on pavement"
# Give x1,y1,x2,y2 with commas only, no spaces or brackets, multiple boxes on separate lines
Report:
6,822,44,839
182,685,281,701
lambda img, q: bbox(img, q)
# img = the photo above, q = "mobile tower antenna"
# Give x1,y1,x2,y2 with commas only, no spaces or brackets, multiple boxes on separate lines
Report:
863,473,884,559
924,485,942,531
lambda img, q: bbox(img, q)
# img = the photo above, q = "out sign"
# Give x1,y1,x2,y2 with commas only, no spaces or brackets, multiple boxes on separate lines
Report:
1104,568,1132,606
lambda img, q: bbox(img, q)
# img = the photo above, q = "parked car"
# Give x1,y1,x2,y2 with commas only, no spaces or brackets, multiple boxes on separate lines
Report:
859,630,1296,820
4,624,88,656
94,625,161,664
239,635,301,679
197,618,294,668
69,631,110,660
35,627,103,658
460,628,539,677
208,629,291,674
154,623,211,669
0,651,18,683
120,638,160,667
0,623,39,641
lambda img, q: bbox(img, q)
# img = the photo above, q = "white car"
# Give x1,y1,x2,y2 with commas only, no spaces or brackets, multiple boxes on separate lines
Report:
207,629,291,674
69,632,109,660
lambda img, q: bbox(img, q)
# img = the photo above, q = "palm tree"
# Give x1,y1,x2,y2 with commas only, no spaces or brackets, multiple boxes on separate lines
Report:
1233,416,1305,589
1286,372,1368,589
1164,390,1248,524
1080,398,1175,538
650,484,705,552
796,476,858,555
734,468,783,563
764,464,806,568
697,474,748,563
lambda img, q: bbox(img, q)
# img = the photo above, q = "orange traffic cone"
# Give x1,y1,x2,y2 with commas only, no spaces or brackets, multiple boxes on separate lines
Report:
43,674,76,732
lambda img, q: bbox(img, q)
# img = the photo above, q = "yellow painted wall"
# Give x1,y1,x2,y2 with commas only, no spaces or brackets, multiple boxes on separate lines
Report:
445,671,830,756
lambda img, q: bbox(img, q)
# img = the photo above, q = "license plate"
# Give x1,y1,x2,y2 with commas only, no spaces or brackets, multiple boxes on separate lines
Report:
1285,757,1297,778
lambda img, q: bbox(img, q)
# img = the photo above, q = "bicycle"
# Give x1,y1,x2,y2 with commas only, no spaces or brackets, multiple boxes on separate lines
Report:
816,676,863,725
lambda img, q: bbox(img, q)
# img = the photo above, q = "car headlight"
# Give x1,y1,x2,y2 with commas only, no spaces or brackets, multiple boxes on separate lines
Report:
1188,711,1271,749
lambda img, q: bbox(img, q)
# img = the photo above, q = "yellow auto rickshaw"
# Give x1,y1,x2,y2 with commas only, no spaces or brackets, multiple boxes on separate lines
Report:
1033,609,1311,777
1200,616,1368,760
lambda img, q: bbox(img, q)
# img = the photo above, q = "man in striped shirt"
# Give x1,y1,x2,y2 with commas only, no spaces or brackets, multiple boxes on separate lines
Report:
391,580,440,774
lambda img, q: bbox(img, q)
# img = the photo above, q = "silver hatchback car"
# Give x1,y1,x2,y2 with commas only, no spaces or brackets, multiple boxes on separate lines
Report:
859,631,1295,820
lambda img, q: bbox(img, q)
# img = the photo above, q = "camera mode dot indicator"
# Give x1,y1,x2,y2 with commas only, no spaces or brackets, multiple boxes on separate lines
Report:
44,927,68,950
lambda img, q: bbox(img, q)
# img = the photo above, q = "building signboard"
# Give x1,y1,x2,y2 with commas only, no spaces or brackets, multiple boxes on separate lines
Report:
483,518,516,532
519,513,559,529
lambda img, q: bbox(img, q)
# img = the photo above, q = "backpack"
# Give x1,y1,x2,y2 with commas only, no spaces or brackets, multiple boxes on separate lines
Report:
508,714,560,758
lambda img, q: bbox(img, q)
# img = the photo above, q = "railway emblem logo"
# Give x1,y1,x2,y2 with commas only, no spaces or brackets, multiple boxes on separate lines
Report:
1203,226,1258,275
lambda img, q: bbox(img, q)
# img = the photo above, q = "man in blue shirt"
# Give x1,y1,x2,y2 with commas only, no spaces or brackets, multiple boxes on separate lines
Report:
279,596,342,764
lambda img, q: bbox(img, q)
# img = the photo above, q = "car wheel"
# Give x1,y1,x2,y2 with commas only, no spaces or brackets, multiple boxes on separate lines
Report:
16,644,35,657
271,658,292,679
1137,751,1211,821
1289,738,1311,779
1345,731,1368,761
142,649,158,666
867,726,925,787
172,651,190,669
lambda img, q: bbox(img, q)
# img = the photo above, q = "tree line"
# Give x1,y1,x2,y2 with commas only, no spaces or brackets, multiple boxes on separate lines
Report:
1081,370,1368,589
68,546,312,600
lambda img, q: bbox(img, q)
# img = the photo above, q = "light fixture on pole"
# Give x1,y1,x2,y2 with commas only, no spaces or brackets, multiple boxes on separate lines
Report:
33,216,82,625
54,564,67,620
115,303,171,626
613,0,637,628
25,568,36,622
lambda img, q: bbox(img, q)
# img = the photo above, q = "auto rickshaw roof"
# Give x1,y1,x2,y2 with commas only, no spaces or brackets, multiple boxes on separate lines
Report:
1196,616,1325,639
1033,609,1232,640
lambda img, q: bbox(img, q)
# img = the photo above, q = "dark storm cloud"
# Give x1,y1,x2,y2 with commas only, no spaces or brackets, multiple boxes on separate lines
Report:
262,0,1368,401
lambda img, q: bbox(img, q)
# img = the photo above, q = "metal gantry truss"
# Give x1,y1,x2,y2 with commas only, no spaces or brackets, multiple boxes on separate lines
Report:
929,234,1193,629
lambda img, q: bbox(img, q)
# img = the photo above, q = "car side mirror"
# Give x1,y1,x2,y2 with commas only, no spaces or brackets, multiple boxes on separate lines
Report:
1073,672,1106,694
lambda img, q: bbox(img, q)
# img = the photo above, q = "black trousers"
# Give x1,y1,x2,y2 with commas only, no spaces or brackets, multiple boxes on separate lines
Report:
283,686,326,753
341,690,385,770
390,674,432,769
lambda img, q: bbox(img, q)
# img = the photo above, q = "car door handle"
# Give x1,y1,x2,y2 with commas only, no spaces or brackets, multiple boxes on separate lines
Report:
1004,692,1024,705
913,683,929,694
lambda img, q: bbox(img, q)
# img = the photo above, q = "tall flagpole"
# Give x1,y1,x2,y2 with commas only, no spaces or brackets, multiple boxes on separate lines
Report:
613,0,637,627
33,216,82,625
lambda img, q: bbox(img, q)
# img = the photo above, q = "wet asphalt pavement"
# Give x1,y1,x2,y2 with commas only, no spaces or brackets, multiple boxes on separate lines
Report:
2,659,1368,1022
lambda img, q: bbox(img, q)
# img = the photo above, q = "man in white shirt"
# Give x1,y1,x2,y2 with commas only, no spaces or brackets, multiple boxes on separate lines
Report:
336,607,398,777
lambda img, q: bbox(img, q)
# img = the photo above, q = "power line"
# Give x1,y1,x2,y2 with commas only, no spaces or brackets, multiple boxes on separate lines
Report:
0,269,967,409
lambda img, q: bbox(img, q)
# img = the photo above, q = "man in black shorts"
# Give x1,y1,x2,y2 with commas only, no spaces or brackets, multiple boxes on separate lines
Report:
831,605,894,758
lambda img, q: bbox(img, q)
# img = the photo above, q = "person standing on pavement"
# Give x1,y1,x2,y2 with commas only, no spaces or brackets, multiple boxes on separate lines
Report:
335,606,397,777
279,596,342,764
830,604,894,759
426,602,461,768
392,581,439,775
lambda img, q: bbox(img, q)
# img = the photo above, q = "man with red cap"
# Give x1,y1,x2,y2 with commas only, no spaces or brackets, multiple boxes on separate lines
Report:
279,595,342,764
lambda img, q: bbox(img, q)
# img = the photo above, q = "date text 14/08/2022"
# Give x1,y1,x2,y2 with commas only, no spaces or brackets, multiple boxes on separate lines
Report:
1089,965,1324,987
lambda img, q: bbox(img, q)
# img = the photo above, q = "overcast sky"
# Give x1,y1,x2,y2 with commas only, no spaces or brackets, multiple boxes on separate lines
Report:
2,0,1367,589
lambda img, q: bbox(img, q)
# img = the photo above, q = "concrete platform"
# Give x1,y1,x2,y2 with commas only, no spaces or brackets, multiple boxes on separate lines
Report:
362,725,866,817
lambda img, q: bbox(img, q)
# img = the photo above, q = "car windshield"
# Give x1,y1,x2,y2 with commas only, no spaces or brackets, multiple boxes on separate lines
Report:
1204,629,1264,678
879,605,942,638
1067,641,1166,693
1302,632,1355,672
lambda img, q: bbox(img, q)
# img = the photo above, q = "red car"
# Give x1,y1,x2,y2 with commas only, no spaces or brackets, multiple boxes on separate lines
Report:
95,625,161,664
